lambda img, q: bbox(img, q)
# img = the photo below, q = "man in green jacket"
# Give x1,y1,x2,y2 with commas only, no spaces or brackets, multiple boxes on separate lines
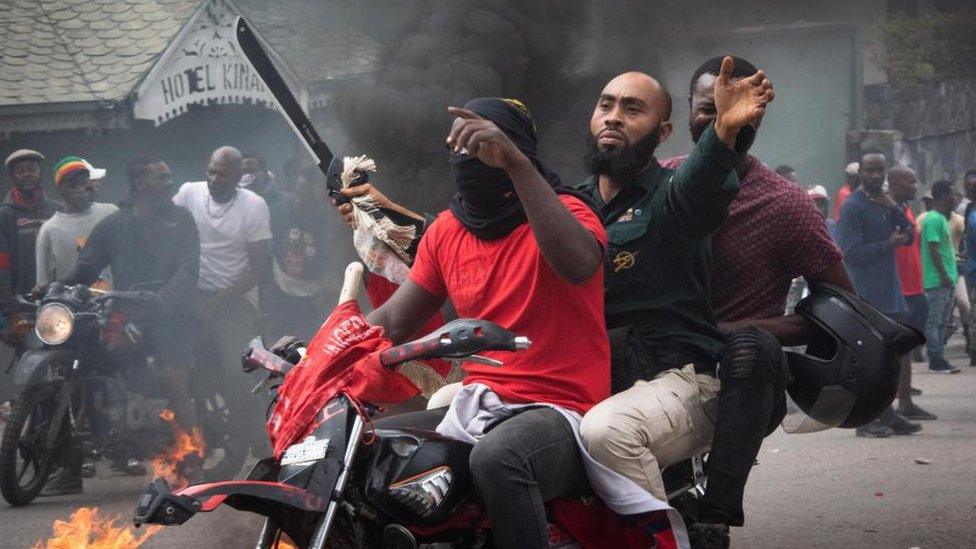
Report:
577,57,773,510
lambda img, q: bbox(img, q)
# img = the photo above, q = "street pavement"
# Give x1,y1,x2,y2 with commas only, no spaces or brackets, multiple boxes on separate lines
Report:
2,340,975,548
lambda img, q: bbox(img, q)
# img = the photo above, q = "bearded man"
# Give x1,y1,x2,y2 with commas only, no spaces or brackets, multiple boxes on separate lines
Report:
577,58,773,517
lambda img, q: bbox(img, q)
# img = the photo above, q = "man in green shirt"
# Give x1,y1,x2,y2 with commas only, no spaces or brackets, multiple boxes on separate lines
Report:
920,179,962,373
578,57,774,504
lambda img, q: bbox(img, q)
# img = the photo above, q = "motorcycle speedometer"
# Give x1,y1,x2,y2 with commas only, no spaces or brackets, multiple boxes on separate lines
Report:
35,303,74,345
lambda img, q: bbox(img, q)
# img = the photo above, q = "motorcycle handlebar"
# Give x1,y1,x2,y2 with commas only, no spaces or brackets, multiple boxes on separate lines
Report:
95,290,162,304
379,318,531,369
241,337,294,376
13,294,38,312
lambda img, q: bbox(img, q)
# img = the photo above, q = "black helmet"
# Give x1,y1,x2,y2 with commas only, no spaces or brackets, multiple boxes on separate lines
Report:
785,283,924,429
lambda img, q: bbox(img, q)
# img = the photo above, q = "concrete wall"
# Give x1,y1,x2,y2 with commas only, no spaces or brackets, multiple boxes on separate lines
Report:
855,77,976,188
579,0,889,193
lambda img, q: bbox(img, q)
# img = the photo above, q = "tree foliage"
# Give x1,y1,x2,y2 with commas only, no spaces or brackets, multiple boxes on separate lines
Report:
875,13,976,83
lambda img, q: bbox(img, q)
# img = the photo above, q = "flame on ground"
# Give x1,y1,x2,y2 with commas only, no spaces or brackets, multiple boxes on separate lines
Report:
150,409,206,487
32,506,162,549
275,534,298,549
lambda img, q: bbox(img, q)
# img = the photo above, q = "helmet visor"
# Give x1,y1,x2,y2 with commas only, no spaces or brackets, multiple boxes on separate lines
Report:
782,383,858,434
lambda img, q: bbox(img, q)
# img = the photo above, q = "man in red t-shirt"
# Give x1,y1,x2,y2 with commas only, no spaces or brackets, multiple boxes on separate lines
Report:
889,166,937,420
366,98,609,549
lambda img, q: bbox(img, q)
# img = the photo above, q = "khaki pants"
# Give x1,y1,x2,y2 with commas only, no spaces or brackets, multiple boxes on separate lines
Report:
580,364,720,500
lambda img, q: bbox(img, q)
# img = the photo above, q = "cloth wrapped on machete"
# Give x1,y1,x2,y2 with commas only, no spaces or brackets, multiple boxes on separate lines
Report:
343,155,421,284
339,155,453,395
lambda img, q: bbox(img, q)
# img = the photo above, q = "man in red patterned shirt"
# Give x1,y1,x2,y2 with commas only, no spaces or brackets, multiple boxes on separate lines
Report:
660,55,853,548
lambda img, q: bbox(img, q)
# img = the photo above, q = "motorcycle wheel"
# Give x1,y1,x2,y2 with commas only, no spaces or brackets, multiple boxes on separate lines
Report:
0,382,67,506
196,391,250,481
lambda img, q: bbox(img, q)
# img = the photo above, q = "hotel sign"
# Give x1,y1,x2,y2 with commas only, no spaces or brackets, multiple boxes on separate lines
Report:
134,0,304,125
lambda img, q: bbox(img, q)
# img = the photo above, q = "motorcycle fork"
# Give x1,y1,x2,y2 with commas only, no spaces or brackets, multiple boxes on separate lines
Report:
43,361,80,450
250,413,366,549
254,517,278,549
308,413,365,549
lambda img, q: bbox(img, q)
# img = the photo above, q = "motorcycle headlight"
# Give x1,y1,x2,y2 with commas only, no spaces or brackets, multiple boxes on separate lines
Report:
35,303,74,345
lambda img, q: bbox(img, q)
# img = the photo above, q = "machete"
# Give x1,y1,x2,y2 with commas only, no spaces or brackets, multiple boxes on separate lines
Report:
233,16,349,202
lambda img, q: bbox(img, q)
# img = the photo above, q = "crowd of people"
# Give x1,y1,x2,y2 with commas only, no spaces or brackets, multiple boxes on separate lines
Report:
0,146,331,495
825,155,976,437
0,51,966,549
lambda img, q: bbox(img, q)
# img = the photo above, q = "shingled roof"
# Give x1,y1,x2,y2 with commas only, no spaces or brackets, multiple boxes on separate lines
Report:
0,0,198,107
0,0,378,109
234,0,377,85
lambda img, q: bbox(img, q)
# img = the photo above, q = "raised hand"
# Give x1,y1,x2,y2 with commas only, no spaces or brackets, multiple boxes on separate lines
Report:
446,107,525,170
713,56,774,147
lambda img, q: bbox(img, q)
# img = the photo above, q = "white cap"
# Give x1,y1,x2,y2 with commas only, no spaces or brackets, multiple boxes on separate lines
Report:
845,162,859,176
82,159,106,180
807,185,829,199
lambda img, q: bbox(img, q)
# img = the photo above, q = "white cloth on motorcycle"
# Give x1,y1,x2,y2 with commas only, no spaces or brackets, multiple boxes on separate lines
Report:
437,383,691,549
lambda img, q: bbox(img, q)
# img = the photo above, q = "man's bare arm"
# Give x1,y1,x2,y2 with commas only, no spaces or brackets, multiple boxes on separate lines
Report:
717,261,855,346
366,279,446,344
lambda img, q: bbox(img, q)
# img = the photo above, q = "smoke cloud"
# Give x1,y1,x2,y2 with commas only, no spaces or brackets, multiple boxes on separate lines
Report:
331,0,599,213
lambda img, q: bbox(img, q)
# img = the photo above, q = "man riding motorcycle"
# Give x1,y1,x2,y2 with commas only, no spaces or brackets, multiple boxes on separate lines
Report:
362,97,614,549
59,156,201,486
658,55,856,548
335,59,774,535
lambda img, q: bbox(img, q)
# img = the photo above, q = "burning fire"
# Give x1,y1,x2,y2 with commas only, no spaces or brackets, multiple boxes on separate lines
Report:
150,409,206,487
275,534,298,549
32,507,161,549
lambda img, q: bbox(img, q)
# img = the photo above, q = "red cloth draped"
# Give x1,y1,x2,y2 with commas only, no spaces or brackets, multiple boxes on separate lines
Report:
267,301,420,458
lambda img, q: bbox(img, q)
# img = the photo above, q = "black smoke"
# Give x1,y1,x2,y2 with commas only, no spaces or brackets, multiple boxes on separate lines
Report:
331,0,594,213
327,1,699,213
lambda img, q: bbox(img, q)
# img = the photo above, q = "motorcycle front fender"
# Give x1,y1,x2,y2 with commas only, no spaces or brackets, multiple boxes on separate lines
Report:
12,348,74,387
133,476,328,527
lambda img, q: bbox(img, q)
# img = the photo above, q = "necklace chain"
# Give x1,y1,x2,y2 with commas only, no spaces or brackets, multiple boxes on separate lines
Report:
206,191,237,219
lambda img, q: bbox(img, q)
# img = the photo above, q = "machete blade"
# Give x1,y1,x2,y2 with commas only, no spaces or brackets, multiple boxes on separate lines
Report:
234,16,346,199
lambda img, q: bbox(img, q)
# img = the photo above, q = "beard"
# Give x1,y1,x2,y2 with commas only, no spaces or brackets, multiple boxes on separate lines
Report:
584,127,660,183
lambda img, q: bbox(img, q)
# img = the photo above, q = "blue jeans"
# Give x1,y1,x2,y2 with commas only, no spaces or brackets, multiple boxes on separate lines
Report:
924,286,955,366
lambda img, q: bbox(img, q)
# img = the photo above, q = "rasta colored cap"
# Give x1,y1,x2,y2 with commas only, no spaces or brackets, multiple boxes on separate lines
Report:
53,156,106,186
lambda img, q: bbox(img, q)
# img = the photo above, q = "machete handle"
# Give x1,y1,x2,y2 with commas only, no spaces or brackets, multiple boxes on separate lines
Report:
338,262,365,305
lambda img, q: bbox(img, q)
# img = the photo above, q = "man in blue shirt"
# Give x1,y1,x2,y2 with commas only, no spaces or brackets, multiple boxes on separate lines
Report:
838,149,922,437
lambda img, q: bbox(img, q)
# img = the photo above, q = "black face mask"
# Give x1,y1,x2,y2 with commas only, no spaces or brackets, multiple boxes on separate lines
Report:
447,97,581,240
584,126,661,184
449,154,517,216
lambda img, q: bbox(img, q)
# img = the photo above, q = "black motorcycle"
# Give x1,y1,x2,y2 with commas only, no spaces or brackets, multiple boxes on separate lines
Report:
0,283,249,506
134,263,705,548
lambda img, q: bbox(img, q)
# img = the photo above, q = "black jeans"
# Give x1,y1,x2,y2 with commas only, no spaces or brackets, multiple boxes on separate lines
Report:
699,328,788,526
376,406,589,549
